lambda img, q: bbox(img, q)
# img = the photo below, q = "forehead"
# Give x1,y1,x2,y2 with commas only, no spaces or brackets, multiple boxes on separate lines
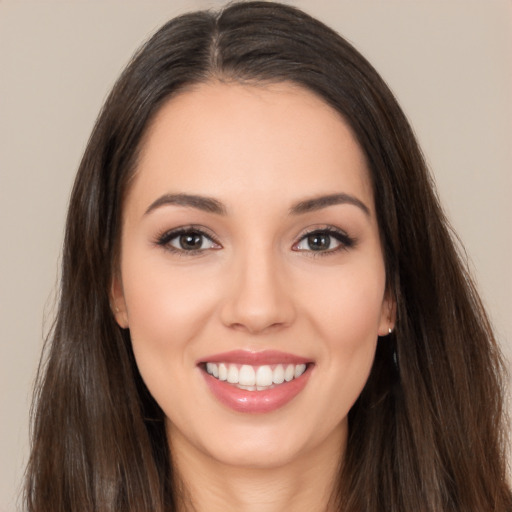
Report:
128,81,374,215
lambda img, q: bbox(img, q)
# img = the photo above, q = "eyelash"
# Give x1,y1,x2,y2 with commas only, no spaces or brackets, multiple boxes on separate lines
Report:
154,225,221,256
154,225,356,256
292,226,356,257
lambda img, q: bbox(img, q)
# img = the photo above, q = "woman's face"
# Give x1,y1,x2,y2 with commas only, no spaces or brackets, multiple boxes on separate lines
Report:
113,82,393,470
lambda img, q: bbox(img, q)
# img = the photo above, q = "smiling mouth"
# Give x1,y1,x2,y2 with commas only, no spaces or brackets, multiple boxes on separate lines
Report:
199,351,313,412
203,362,308,391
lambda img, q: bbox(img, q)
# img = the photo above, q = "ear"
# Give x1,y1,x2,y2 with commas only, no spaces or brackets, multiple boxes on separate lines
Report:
110,274,129,329
378,289,396,337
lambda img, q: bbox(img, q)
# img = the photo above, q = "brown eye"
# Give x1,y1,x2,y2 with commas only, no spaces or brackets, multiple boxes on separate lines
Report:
157,228,220,253
177,232,204,250
306,233,332,251
295,231,340,252
293,228,355,254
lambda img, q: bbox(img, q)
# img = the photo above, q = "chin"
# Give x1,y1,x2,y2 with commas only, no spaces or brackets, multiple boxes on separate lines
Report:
207,432,308,470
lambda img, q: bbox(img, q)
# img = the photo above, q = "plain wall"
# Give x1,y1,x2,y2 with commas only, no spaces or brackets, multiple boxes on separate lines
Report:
1,0,511,509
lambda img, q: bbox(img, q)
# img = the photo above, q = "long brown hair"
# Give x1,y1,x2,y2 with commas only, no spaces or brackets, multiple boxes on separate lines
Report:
25,2,511,510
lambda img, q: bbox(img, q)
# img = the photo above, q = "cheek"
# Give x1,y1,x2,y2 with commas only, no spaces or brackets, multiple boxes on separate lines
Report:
318,282,381,382
302,260,386,344
122,252,218,341
119,249,221,394
120,258,223,428
297,263,385,409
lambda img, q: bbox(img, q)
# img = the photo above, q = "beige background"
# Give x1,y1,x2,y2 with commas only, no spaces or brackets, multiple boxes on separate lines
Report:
1,0,511,509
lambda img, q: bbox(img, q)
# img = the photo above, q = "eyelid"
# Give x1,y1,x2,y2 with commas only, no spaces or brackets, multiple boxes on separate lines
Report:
153,223,355,256
292,225,356,254
154,224,222,253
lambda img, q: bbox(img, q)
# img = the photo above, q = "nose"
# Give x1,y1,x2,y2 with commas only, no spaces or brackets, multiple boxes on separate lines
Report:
219,247,296,335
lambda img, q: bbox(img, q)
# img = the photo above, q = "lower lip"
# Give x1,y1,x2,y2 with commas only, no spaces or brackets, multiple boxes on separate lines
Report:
202,365,313,413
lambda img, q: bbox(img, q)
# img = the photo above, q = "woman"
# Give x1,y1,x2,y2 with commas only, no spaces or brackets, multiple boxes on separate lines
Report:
25,2,511,511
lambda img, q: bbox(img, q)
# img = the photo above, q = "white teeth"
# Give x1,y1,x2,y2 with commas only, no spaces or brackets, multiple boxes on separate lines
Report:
273,364,285,384
295,364,306,378
205,362,309,389
227,365,239,384
218,363,227,381
238,384,256,391
239,365,256,386
284,364,295,382
206,362,219,378
256,365,273,387
206,362,215,374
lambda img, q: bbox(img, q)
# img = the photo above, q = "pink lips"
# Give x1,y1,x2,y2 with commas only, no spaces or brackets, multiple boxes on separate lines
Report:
198,350,313,413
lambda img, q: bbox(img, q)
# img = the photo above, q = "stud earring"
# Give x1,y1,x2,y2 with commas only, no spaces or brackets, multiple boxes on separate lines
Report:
388,327,393,335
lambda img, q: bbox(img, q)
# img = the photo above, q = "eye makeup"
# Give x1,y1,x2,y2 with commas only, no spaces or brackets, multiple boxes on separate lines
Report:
292,225,357,257
153,224,222,256
153,222,357,259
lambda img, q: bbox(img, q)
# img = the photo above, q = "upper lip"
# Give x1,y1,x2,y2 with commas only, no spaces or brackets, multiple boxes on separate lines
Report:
197,350,312,366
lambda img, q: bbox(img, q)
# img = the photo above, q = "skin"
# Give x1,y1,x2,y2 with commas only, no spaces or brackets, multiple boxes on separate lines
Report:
112,81,394,512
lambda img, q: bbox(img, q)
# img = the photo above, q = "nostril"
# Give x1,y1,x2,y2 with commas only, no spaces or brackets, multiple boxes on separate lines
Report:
227,319,289,335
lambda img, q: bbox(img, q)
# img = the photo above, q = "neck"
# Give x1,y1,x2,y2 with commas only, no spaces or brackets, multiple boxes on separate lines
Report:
168,424,345,512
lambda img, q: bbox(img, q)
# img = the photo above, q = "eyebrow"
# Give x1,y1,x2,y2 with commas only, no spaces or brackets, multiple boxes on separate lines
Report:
144,193,227,216
144,192,370,217
290,193,370,216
